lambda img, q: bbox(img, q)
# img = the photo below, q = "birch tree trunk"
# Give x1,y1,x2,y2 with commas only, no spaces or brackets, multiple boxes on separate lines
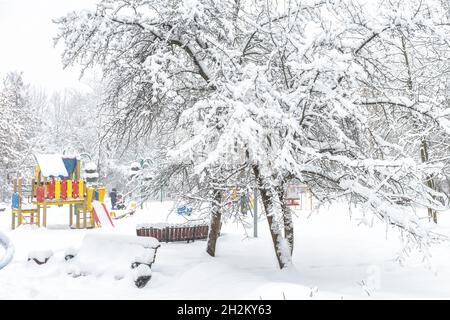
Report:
206,188,223,257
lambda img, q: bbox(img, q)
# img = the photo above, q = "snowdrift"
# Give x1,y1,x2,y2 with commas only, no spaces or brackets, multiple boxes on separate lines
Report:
0,231,14,270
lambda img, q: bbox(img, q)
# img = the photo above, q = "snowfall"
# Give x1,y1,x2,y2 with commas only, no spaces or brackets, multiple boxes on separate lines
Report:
1,199,450,300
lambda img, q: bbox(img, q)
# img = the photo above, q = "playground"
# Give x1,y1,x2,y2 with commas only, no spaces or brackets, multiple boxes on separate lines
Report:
1,153,450,299
11,154,115,230
2,194,450,299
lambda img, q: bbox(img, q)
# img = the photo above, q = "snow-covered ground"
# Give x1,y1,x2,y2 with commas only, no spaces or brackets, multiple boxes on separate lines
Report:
0,200,449,299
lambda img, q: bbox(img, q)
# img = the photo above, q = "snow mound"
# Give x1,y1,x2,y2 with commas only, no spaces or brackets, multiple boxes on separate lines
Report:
28,250,53,264
0,231,14,270
64,247,78,260
131,264,152,281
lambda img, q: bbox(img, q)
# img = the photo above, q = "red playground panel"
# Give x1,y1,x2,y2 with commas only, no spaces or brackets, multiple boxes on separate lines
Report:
72,180,79,198
61,179,67,200
286,198,300,207
36,186,45,203
47,179,55,200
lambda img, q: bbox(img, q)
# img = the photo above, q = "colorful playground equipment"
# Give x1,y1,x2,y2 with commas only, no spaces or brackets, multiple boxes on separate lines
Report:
227,183,313,213
286,182,313,210
110,201,137,220
11,154,114,230
229,189,254,214
177,205,192,216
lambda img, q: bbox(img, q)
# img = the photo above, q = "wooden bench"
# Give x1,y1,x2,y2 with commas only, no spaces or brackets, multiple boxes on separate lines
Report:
136,223,209,243
65,233,160,288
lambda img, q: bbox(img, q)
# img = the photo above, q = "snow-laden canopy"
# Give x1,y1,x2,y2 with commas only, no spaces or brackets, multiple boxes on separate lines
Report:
34,154,69,177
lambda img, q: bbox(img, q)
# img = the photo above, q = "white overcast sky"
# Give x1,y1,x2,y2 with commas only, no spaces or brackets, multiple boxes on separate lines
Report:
0,0,98,92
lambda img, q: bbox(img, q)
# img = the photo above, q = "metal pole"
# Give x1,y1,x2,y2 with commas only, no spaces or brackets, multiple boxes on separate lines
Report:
140,181,144,209
253,187,258,238
140,160,144,209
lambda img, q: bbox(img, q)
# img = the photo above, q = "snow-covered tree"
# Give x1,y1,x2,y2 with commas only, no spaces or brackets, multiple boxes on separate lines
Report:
0,72,37,200
54,0,450,269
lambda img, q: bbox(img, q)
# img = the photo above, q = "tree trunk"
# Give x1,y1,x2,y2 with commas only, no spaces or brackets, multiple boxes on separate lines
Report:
402,36,437,224
206,188,223,257
283,208,294,255
276,184,294,255
253,165,291,269
420,139,437,223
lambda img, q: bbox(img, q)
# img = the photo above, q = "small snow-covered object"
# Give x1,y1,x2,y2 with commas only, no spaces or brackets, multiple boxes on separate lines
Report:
131,264,152,288
28,250,53,265
84,161,97,172
132,250,157,268
64,247,78,261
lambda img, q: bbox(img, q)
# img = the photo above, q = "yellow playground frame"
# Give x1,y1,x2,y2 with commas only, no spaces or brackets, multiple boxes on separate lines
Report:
11,155,107,230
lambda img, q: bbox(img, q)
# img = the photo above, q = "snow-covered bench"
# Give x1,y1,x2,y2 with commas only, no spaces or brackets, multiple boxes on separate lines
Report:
65,234,160,288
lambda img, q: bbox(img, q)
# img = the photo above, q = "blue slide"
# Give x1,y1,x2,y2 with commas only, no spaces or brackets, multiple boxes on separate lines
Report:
0,231,14,270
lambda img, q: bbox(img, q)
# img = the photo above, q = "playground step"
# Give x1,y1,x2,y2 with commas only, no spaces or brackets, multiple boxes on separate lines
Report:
69,224,96,229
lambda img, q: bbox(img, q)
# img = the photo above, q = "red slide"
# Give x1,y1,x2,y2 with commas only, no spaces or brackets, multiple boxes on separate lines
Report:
91,201,115,228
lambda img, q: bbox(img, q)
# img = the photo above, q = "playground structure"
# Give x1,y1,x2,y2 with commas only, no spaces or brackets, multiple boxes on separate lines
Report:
228,184,313,215
229,189,255,215
286,182,313,211
177,205,193,216
110,201,137,220
11,154,113,230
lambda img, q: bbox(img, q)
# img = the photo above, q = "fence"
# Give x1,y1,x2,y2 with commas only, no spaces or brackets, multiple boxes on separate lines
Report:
136,223,209,243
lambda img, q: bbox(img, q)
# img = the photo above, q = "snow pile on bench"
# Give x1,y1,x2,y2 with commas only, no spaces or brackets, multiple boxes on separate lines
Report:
28,250,53,264
137,221,208,229
66,234,160,287
0,231,14,270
